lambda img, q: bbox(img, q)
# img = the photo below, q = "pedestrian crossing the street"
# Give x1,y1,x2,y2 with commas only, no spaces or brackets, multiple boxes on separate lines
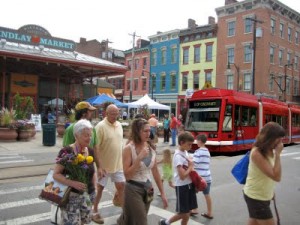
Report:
0,183,200,225
0,153,33,165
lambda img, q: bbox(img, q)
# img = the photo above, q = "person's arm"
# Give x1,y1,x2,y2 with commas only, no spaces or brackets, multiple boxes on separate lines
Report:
151,161,168,209
176,155,193,180
252,142,283,182
53,164,86,192
94,126,105,179
123,143,148,180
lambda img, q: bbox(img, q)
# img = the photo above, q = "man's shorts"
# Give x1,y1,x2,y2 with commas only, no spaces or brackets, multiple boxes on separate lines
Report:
98,170,125,186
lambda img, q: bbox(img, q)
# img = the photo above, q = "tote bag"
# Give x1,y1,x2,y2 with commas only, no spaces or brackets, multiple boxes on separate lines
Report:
231,151,250,184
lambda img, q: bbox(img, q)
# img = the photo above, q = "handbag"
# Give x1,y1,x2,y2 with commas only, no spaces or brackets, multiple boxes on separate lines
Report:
175,153,207,192
39,169,71,207
231,151,250,184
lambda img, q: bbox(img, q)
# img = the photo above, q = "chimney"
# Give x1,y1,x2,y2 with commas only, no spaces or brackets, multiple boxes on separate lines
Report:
136,39,141,49
208,16,215,25
79,37,86,44
188,19,197,29
225,0,238,5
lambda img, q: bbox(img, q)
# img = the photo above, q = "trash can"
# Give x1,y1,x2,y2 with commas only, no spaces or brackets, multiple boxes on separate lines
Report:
42,124,56,146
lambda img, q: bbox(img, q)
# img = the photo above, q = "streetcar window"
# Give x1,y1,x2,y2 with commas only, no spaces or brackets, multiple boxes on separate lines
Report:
222,104,232,131
234,105,257,127
185,108,219,131
292,113,300,127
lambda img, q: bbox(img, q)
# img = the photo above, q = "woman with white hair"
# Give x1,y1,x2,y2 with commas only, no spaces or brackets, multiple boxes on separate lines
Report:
53,119,97,225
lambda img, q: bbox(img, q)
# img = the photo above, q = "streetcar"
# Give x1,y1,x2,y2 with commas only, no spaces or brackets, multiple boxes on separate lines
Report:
185,89,300,153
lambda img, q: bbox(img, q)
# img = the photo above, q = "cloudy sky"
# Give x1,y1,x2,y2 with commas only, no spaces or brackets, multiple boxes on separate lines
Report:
1,0,299,50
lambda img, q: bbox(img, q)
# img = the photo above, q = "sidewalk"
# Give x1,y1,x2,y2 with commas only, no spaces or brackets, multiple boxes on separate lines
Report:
0,131,177,155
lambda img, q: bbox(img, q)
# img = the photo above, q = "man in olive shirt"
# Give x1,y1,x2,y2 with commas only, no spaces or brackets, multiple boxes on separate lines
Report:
62,101,97,147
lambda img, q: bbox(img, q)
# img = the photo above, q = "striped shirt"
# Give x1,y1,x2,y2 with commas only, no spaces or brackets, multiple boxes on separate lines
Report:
193,147,212,183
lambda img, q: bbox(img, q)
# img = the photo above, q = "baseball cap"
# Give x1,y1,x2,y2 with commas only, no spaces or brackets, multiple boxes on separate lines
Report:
75,102,96,111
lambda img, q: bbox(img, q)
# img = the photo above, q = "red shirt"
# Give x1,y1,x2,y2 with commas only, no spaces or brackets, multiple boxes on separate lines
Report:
170,117,178,129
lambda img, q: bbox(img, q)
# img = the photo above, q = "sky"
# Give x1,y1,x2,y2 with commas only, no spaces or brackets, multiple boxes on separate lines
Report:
1,0,300,51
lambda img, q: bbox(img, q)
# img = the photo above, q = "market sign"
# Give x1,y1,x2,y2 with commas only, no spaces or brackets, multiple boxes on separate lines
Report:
0,25,76,51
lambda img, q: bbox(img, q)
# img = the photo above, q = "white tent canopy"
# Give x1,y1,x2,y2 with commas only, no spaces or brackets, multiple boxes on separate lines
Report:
47,98,64,106
127,94,170,110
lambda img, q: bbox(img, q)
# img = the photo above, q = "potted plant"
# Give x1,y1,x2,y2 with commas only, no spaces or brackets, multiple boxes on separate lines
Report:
16,120,35,141
0,108,18,141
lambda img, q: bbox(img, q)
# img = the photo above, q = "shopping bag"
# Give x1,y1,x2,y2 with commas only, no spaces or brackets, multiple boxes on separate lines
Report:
39,169,71,207
50,204,61,225
231,151,250,184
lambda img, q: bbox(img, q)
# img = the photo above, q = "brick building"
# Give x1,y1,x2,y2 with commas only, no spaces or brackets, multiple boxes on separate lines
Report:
216,0,300,103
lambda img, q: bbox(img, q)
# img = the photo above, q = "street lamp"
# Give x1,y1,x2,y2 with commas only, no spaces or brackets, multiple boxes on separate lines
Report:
227,62,240,91
142,69,155,99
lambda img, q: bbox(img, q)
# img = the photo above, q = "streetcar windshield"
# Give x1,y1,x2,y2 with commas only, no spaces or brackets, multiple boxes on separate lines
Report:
185,108,219,131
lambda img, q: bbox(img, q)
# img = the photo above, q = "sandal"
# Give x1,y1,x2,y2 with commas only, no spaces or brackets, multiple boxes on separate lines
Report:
201,213,213,219
92,212,104,224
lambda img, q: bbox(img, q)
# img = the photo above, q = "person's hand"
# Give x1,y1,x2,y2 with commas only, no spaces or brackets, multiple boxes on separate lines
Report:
97,167,106,180
274,141,284,155
160,193,168,209
72,180,86,192
137,147,149,160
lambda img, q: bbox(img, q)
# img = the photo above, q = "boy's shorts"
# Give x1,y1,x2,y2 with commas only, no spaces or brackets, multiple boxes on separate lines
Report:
175,183,197,213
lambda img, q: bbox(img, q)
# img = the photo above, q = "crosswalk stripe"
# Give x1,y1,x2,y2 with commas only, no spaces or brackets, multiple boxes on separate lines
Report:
281,152,300,157
0,156,25,159
0,198,43,210
1,212,50,225
0,185,42,195
293,157,300,160
0,159,34,164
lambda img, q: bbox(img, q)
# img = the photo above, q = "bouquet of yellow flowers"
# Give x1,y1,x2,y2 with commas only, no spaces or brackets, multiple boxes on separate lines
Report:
56,147,94,205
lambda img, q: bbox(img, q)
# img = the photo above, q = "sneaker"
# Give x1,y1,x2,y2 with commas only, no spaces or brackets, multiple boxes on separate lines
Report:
158,219,167,225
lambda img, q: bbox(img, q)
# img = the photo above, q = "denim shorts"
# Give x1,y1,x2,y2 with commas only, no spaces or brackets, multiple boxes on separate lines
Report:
202,182,211,195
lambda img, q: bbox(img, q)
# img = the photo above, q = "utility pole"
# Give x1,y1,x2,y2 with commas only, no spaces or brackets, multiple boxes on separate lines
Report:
128,32,138,102
246,16,263,95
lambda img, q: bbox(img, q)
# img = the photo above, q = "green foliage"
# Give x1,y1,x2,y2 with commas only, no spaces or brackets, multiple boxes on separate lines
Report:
0,108,16,128
12,93,35,120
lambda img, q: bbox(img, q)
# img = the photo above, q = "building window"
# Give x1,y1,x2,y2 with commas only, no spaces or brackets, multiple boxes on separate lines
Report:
269,46,275,64
206,44,213,62
228,21,236,37
227,74,234,90
193,72,199,89
228,47,235,64
152,75,156,92
269,74,274,91
244,73,251,91
278,77,282,93
161,48,166,65
270,18,276,35
134,79,138,91
142,78,147,90
135,59,139,70
286,78,291,95
194,45,200,63
126,80,130,91
171,46,177,64
294,56,299,70
127,60,132,69
244,45,252,62
244,18,252,33
288,27,292,42
182,73,188,90
170,73,176,90
294,80,299,95
295,31,299,45
143,57,147,69
280,23,284,38
151,49,157,66
205,70,212,83
183,47,189,65
287,52,291,65
161,74,166,91
279,49,283,66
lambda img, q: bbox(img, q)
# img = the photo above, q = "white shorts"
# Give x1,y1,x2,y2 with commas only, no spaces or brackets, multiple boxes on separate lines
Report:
98,171,125,187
